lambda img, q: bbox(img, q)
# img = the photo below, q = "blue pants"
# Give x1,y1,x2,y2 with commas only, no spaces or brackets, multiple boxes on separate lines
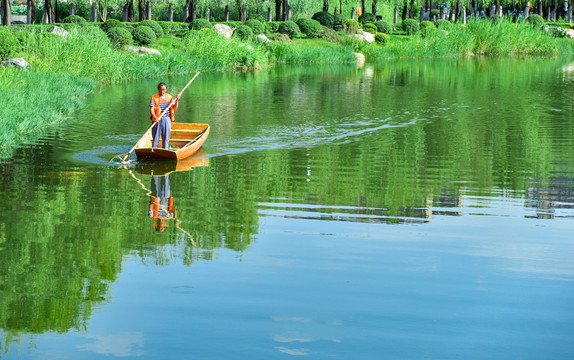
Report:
152,116,171,149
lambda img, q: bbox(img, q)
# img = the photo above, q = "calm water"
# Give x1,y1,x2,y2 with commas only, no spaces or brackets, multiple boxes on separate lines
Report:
1,58,573,359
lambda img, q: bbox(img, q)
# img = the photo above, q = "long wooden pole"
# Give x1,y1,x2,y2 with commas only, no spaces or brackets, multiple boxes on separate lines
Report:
121,72,200,162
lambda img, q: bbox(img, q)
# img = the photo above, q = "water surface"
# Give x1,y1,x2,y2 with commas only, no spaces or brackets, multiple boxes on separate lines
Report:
0,57,573,359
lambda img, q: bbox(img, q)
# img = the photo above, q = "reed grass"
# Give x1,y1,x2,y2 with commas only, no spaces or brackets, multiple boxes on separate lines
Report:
267,38,356,63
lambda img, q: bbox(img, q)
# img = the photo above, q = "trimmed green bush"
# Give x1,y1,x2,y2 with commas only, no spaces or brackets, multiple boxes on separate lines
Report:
333,14,347,31
132,25,156,45
190,18,213,30
278,21,300,38
402,19,419,35
101,19,123,33
420,20,435,37
375,32,390,45
107,27,133,49
0,30,19,60
374,20,392,34
358,13,377,24
312,11,335,29
266,21,281,33
430,9,440,18
296,18,322,38
245,19,265,35
62,15,87,25
527,14,544,29
434,19,451,30
320,25,340,43
364,23,377,34
234,25,253,40
14,30,33,45
138,20,164,38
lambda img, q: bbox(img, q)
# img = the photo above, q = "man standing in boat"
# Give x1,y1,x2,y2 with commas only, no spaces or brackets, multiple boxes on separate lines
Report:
150,83,181,149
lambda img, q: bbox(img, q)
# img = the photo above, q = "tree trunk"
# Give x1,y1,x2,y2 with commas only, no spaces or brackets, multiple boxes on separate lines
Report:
409,0,415,18
138,0,145,21
43,0,55,23
128,0,134,22
275,0,281,21
189,0,197,21
236,0,243,21
1,0,11,26
283,0,288,21
361,0,365,14
323,0,328,12
402,1,408,21
372,0,377,16
27,0,36,24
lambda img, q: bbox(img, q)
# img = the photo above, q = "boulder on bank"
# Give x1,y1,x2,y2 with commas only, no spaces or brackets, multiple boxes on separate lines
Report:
354,29,375,43
256,34,271,43
214,24,234,39
354,52,365,67
126,45,162,56
1,58,30,69
47,26,69,39
566,29,574,38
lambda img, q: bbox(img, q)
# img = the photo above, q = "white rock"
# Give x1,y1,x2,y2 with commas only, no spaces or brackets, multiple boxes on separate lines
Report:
354,52,365,67
1,58,30,68
362,31,375,43
126,45,162,56
566,29,574,38
213,23,234,39
256,34,271,43
47,25,69,39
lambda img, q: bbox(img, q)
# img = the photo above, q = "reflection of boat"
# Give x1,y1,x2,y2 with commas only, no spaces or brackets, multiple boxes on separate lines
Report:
134,123,210,161
135,148,209,176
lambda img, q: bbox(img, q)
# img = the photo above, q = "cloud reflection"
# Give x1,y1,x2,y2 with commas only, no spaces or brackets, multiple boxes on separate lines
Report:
77,332,144,357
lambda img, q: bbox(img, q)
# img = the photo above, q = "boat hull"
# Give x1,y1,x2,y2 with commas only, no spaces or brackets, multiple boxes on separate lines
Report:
134,123,209,161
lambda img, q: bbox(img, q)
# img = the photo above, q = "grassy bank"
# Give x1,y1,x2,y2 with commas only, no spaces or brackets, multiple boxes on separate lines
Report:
1,18,573,159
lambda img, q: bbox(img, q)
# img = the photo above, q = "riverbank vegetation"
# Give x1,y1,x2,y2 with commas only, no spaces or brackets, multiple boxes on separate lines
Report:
2,0,574,159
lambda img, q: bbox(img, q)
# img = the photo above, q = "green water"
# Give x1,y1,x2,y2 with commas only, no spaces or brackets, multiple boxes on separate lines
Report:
0,57,573,359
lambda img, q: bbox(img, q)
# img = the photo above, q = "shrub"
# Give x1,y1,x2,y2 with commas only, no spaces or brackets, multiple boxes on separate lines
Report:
401,19,419,35
62,15,87,25
430,9,440,19
363,23,377,34
132,25,156,45
278,21,300,38
358,13,377,24
14,30,32,45
101,18,123,33
107,27,133,48
271,33,293,43
312,11,335,28
343,19,360,33
374,20,392,34
189,18,213,30
266,21,281,33
248,14,266,23
0,30,19,60
434,19,451,30
490,15,504,24
234,25,253,40
527,14,544,29
419,20,435,37
375,32,390,45
138,20,164,38
296,18,322,38
245,19,265,34
333,14,347,31
320,25,340,43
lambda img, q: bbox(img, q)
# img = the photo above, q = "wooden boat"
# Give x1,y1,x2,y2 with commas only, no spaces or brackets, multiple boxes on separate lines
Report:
134,123,210,161
135,149,210,176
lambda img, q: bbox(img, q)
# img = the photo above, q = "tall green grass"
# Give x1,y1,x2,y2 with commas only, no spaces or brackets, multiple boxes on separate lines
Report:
0,67,95,158
267,38,357,63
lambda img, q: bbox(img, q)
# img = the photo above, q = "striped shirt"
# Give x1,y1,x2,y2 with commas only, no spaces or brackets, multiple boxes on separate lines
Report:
150,95,172,119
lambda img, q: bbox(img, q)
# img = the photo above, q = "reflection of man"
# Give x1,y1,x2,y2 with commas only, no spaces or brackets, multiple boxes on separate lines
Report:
148,175,176,232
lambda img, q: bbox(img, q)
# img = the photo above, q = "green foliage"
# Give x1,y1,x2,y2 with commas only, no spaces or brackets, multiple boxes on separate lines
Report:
320,25,341,43
375,20,392,34
430,9,440,18
490,15,504,25
296,18,323,38
266,38,356,64
245,19,265,35
333,14,347,31
101,19,123,33
248,14,266,23
343,19,360,33
278,21,301,38
106,27,133,49
0,30,19,60
132,26,156,45
62,15,87,25
435,19,451,30
312,11,335,29
358,13,377,25
527,14,545,30
266,21,281,33
190,18,213,30
364,23,378,35
14,30,33,45
234,25,254,40
375,32,390,45
402,19,420,35
138,20,164,38
420,20,436,38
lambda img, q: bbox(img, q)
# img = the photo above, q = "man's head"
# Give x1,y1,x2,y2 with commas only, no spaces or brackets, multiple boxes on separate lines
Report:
158,82,167,96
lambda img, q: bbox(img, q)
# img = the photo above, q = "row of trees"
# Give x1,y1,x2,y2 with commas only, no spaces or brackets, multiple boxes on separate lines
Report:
1,0,572,26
